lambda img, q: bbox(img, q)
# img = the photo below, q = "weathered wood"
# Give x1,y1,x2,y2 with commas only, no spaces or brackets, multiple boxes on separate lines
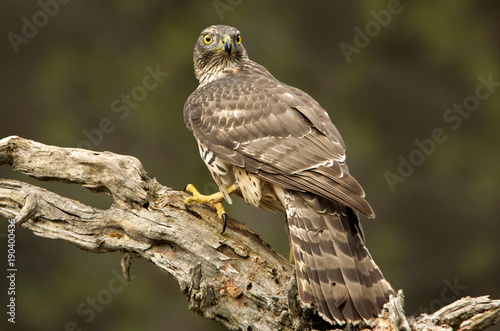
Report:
0,135,499,330
412,296,500,331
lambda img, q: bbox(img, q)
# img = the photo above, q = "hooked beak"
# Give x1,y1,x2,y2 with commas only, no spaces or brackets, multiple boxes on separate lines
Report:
221,36,232,55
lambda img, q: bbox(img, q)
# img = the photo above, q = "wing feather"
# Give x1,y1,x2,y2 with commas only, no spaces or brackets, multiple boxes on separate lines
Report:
184,61,374,217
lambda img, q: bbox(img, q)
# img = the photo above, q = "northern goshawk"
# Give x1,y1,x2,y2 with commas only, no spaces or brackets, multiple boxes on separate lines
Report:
183,25,394,325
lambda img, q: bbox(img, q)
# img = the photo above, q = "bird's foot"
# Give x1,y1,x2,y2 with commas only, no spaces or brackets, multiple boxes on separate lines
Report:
184,184,228,233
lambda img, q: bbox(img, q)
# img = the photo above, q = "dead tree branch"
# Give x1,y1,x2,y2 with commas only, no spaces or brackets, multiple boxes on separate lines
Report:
1,136,499,331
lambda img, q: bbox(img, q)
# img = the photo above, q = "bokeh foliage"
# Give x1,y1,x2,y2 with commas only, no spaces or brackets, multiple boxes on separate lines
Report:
1,1,499,330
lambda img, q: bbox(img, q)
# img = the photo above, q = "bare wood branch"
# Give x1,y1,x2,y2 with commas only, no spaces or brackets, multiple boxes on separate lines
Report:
1,135,499,331
412,296,500,331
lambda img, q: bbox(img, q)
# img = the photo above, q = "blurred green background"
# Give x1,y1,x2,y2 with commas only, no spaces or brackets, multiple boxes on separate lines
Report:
1,1,499,330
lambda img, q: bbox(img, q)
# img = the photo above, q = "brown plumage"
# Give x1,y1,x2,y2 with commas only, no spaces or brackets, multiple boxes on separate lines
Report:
184,25,394,324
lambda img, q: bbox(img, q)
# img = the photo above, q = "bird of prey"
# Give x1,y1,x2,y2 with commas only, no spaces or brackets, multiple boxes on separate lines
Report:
183,25,394,325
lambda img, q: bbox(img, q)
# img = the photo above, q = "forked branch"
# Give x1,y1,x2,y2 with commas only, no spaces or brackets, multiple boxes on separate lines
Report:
0,136,498,330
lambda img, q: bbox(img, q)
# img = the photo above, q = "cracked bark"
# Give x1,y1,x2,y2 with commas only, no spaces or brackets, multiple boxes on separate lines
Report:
1,136,499,331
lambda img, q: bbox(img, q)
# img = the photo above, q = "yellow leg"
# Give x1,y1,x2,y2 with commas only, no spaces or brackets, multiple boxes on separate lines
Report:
184,184,237,233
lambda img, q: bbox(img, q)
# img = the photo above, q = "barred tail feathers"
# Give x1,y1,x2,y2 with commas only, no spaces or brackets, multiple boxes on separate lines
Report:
284,190,394,324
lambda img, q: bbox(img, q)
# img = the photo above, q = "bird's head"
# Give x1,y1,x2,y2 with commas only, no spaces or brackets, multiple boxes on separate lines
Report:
193,25,248,84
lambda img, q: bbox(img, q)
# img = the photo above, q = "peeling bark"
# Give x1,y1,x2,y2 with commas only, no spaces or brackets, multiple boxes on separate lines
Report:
1,136,499,330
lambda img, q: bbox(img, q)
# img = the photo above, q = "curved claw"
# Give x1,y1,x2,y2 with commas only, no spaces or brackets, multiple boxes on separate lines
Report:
184,203,201,218
184,183,230,234
221,213,227,234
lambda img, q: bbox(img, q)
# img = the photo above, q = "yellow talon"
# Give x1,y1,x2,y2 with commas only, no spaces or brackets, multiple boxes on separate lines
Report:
214,202,226,220
184,183,237,233
184,184,226,211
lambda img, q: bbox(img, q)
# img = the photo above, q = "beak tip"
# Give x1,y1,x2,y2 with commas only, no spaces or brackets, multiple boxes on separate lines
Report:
222,37,232,54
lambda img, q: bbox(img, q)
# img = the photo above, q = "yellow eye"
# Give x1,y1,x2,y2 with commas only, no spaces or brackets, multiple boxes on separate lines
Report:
235,35,242,44
203,35,213,44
